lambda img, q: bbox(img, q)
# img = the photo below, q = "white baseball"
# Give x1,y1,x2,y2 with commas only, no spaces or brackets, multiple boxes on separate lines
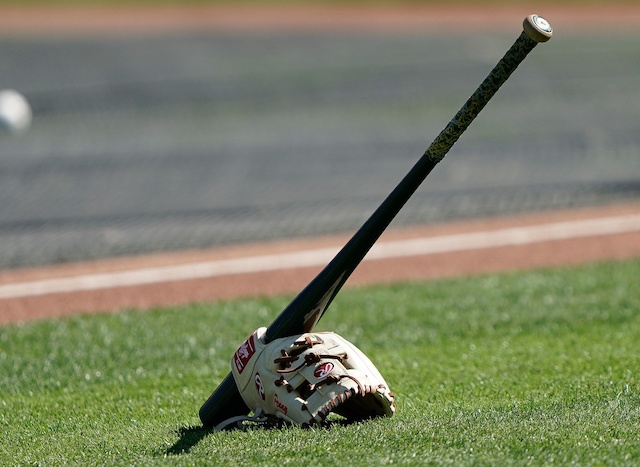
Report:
0,89,32,133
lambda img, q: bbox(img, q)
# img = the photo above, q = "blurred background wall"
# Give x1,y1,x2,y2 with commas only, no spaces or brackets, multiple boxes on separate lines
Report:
1,2,639,268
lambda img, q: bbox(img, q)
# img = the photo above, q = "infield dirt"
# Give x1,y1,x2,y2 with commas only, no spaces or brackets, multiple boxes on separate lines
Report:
0,4,639,35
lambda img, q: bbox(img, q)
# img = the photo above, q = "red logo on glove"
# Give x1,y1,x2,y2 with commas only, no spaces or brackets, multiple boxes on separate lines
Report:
254,372,266,400
233,332,256,374
314,362,334,378
273,394,288,415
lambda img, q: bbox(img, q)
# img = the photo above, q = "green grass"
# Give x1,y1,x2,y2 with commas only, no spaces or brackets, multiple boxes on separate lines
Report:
1,259,639,465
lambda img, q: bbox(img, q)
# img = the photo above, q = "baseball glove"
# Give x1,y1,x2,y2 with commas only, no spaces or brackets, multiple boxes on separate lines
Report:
220,327,395,429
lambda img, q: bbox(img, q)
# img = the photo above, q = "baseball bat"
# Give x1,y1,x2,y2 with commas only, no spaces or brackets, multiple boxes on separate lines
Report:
199,14,553,428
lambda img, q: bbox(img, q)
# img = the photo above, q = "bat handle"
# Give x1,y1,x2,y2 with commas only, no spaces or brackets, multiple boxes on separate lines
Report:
426,15,552,164
199,372,249,427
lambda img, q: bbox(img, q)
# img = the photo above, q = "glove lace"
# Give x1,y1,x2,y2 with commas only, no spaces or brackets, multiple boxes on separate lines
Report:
276,351,347,374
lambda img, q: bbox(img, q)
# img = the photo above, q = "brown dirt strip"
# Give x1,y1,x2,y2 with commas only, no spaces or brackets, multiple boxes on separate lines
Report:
0,4,639,35
1,201,639,326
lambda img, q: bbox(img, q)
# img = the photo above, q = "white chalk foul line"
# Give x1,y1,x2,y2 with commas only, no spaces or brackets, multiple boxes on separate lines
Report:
1,214,639,300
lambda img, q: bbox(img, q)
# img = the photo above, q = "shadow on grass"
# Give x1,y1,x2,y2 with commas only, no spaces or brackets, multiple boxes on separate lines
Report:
164,417,367,455
165,425,213,456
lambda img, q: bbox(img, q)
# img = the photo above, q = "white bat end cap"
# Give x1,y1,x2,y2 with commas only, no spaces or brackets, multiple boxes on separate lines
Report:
523,14,553,43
